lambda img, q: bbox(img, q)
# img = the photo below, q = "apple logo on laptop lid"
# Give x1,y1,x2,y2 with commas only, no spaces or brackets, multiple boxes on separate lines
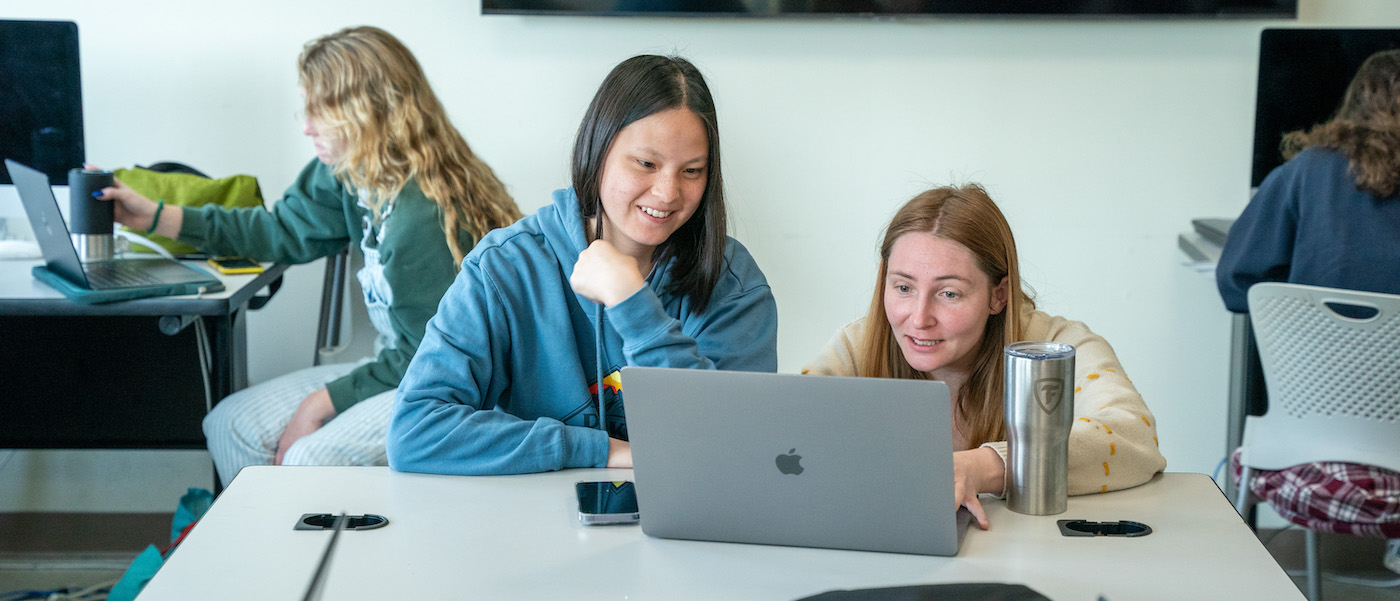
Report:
775,449,804,475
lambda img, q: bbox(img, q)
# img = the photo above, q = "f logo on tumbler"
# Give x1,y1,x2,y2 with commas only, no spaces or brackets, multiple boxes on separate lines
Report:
1005,340,1076,516
1035,378,1064,414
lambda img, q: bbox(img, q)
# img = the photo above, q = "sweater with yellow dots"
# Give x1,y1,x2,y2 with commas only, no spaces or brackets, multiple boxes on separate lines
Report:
802,309,1167,496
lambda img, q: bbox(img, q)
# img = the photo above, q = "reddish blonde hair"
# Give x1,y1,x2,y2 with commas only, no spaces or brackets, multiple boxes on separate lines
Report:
858,184,1035,448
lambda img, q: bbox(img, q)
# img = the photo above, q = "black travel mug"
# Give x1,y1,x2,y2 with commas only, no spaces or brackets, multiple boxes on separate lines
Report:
68,168,115,261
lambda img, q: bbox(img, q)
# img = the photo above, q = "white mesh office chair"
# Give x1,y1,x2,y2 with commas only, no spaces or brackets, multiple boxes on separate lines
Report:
1235,283,1400,601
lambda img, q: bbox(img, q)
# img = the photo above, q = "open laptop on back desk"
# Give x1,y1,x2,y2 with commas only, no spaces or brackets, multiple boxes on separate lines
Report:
6,158,222,303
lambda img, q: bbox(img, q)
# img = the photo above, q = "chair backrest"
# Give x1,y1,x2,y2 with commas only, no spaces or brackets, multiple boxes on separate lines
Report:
1239,283,1400,471
313,246,351,366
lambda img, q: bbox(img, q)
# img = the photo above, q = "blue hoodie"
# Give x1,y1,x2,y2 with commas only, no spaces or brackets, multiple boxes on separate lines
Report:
387,188,779,475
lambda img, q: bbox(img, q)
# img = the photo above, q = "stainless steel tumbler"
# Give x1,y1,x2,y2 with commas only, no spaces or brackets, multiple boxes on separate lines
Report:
1004,341,1075,515
68,168,115,262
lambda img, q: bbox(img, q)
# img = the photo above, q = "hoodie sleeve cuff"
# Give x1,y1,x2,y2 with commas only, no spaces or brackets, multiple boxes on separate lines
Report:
605,285,672,344
324,375,362,414
567,423,612,469
176,204,212,247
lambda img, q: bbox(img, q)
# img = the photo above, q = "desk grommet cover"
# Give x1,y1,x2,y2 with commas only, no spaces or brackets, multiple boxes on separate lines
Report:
294,513,389,531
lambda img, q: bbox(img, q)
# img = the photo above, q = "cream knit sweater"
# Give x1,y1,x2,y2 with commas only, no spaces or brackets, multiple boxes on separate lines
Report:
803,309,1166,496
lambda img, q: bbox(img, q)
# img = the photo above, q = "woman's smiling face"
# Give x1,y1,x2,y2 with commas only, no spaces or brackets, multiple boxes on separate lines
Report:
595,107,709,264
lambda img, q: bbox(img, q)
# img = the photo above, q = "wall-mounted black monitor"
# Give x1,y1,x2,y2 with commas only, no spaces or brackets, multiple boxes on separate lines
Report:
1252,28,1400,188
0,20,84,186
484,0,1297,18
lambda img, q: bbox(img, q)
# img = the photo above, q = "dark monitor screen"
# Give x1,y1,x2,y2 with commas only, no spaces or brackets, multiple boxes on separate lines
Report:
484,0,1297,17
1252,28,1400,188
0,20,84,186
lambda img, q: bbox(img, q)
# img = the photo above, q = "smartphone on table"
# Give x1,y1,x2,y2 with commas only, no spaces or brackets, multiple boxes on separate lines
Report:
576,481,640,525
207,257,263,275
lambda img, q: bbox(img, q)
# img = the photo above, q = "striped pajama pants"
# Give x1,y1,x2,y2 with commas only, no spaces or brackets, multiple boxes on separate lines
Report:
203,360,393,487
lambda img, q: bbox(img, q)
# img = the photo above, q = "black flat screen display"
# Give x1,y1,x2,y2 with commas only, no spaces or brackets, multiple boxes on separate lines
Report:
1252,28,1400,188
484,0,1297,18
0,20,84,185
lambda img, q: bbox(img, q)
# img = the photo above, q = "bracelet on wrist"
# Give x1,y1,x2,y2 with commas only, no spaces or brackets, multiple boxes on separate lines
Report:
144,200,165,235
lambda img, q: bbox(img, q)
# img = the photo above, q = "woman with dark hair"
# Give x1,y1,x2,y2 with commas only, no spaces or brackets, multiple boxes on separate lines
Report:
387,55,778,475
805,184,1165,529
99,26,520,486
1218,49,1400,574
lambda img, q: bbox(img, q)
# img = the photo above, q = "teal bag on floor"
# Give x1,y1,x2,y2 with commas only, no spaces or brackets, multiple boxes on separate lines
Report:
107,545,163,601
107,488,214,601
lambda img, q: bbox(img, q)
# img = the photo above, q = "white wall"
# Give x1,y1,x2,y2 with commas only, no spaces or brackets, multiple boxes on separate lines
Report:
3,0,1398,512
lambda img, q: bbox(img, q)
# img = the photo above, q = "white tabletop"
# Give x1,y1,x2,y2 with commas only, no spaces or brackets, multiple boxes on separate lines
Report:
139,467,1302,601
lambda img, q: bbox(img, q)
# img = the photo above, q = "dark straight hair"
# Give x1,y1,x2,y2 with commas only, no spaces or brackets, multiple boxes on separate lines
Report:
571,54,728,311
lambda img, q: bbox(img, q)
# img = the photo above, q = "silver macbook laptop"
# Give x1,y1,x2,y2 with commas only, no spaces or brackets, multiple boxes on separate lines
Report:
7,158,223,303
622,367,971,556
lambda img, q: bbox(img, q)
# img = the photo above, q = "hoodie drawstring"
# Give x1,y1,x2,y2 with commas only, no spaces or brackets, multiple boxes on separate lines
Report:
595,304,606,435
593,210,608,438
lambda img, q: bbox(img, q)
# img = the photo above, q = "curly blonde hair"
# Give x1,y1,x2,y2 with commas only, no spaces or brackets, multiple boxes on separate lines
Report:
298,26,521,264
1281,49,1400,198
858,184,1036,449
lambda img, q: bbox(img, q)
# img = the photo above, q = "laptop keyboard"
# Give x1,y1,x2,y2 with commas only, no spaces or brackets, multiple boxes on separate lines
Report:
85,261,166,288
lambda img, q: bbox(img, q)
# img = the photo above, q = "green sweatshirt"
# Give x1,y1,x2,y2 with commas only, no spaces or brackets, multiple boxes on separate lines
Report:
178,159,473,413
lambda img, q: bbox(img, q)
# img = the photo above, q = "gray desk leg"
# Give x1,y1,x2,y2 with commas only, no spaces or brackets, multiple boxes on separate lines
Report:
1226,313,1250,503
205,310,250,402
1226,312,1268,526
204,309,249,495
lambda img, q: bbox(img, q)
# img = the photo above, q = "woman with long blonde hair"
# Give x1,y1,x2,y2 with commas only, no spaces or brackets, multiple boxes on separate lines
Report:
805,184,1164,528
101,26,521,486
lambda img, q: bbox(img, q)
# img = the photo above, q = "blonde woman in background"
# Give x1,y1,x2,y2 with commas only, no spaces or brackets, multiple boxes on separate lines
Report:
804,185,1165,529
100,26,522,486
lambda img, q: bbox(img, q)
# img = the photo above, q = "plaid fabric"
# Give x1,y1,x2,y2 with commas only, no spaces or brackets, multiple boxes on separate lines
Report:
1233,449,1400,538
